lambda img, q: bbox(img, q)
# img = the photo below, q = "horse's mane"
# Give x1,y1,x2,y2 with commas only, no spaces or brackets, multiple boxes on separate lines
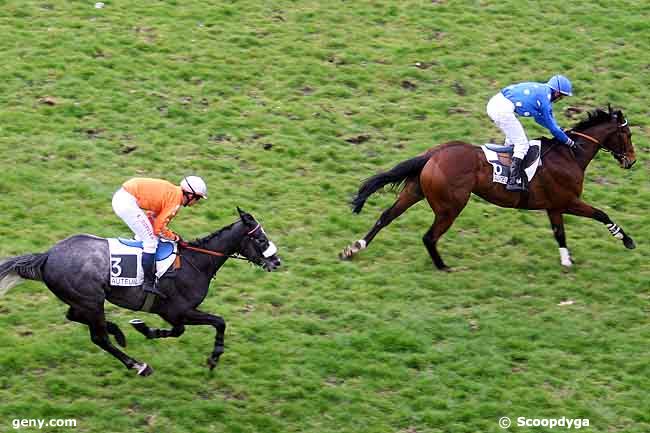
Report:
539,108,613,151
189,220,239,248
571,109,611,132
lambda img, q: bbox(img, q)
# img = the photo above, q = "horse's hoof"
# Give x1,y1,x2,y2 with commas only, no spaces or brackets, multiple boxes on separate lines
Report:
339,248,353,260
134,363,153,377
623,236,636,249
207,356,219,370
561,264,573,273
340,240,367,260
434,263,451,272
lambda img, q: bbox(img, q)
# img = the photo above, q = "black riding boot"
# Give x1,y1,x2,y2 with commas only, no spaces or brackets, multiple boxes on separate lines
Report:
506,157,528,192
141,252,164,297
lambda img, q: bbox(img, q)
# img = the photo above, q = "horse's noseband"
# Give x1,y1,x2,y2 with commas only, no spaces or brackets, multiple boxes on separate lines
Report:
247,223,261,235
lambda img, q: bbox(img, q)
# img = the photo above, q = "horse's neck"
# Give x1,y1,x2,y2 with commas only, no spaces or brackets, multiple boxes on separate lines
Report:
573,126,605,170
204,223,244,255
188,222,245,276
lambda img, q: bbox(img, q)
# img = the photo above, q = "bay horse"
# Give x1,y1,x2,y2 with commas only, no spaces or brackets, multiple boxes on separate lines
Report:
342,106,636,269
0,208,281,376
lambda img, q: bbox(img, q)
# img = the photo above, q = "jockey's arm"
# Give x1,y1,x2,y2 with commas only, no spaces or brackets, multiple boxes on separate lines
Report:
536,104,571,144
153,205,180,241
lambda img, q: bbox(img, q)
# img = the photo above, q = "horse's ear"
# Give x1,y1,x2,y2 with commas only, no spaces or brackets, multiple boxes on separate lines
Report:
237,207,254,224
608,103,612,115
615,110,625,124
237,207,245,218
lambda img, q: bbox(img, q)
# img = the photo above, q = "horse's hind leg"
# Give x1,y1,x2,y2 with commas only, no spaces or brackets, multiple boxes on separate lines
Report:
420,161,472,270
341,179,423,259
66,307,127,347
566,200,635,249
422,209,463,270
80,307,153,376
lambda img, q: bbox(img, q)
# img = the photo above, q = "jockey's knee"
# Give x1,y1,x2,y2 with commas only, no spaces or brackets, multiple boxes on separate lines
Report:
513,142,529,160
142,239,158,254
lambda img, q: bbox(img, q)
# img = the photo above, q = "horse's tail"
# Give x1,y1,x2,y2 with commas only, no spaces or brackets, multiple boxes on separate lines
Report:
351,154,430,213
0,253,48,297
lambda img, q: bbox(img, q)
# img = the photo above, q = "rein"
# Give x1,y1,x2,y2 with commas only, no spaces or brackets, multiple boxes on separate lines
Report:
178,222,262,261
178,242,249,261
177,221,265,266
569,131,600,145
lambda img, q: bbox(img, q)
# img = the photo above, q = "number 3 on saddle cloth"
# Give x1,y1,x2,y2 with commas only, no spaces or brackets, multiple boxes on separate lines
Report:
107,239,179,287
481,140,542,185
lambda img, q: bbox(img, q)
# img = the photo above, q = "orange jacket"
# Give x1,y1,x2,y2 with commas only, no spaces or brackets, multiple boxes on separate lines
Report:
122,178,183,239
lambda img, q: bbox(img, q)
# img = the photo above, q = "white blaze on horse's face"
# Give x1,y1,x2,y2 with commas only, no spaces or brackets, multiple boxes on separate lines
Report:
255,226,277,258
262,241,277,258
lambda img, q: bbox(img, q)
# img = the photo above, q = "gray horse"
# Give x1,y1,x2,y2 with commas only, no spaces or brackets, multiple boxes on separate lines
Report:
0,208,281,376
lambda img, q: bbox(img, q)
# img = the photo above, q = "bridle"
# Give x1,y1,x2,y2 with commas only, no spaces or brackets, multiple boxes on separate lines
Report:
567,118,630,164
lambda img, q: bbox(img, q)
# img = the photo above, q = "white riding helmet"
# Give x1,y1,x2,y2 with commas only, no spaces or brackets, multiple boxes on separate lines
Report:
180,176,208,199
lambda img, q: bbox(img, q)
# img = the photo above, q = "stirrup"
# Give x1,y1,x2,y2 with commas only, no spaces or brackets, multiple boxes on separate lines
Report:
506,176,527,192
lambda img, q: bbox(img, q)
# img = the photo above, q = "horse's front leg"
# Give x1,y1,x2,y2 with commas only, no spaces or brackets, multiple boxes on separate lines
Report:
566,200,636,249
547,210,573,267
181,309,226,370
129,319,185,339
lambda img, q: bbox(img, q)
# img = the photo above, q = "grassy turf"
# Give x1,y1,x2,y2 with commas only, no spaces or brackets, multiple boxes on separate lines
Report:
0,1,649,432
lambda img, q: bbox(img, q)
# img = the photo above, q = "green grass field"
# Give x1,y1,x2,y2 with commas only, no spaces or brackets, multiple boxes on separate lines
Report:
1,1,649,432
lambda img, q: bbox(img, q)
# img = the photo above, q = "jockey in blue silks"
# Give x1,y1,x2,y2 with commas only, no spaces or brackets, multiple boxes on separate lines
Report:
486,75,575,192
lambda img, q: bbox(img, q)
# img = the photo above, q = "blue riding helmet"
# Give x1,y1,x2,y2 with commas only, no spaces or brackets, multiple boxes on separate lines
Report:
547,75,573,96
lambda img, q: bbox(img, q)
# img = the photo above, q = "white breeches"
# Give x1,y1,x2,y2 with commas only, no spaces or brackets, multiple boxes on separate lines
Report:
487,92,529,160
112,188,158,253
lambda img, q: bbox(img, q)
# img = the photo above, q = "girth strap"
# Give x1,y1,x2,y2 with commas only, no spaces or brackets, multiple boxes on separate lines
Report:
141,293,156,312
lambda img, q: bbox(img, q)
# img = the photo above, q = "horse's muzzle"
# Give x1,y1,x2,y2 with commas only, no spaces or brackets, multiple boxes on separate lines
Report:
623,158,636,169
262,255,281,272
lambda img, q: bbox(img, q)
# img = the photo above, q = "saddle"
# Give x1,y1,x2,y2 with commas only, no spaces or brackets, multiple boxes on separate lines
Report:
107,239,180,287
481,140,542,185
